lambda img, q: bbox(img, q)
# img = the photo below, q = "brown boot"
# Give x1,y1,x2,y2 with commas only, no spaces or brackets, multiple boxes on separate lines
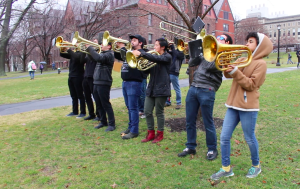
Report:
141,130,155,142
152,130,164,143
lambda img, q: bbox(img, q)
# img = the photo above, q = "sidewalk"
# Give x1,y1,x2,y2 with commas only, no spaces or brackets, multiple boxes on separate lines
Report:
0,70,69,80
0,67,297,116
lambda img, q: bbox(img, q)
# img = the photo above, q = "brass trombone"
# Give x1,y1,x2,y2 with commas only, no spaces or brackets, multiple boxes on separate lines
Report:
55,36,78,53
202,35,253,71
126,50,160,71
102,31,132,52
72,31,101,54
159,21,203,40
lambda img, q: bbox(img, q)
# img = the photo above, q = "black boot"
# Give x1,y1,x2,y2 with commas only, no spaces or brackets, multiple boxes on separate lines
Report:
94,123,107,129
120,129,130,135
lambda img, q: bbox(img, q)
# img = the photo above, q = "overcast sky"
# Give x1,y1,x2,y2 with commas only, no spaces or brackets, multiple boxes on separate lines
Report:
229,0,299,20
53,0,298,20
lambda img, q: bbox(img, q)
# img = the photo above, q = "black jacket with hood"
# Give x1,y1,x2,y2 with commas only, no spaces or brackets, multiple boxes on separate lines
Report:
87,46,114,86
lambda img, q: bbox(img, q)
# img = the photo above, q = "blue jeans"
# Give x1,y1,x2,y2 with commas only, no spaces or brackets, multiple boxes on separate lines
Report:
138,79,147,112
185,86,217,151
221,108,259,166
287,58,293,64
166,74,181,105
122,81,142,134
29,71,34,79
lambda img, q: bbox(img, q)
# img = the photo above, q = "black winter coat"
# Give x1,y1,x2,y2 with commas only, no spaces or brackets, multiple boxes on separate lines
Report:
60,49,85,77
87,47,114,86
140,51,172,97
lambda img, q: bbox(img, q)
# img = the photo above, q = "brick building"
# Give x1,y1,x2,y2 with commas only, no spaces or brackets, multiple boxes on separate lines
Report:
26,0,235,69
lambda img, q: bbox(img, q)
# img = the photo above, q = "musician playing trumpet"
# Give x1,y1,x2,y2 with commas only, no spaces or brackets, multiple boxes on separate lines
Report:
115,34,147,139
211,32,273,180
131,38,171,143
60,41,86,118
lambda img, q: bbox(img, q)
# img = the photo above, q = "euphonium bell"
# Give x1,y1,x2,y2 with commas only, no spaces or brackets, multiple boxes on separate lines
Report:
126,50,160,71
103,31,132,52
202,35,253,71
72,31,101,54
55,36,78,53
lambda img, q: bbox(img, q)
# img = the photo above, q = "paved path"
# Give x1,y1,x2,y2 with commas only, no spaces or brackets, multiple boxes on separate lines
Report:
0,70,69,80
0,67,297,116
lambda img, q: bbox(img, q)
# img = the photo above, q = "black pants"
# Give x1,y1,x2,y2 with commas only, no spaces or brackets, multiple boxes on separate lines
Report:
68,77,86,114
93,85,115,126
82,77,99,117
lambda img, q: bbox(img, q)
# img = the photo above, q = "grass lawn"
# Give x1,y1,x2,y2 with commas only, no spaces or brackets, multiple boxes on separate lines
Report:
0,51,299,105
0,66,189,105
0,70,299,188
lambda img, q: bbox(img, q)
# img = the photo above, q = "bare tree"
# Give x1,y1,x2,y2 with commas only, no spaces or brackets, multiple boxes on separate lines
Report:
65,0,125,40
9,19,37,72
234,17,267,44
30,5,66,67
0,0,37,76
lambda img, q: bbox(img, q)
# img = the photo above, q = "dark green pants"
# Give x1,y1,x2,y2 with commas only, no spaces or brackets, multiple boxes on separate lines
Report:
144,96,168,131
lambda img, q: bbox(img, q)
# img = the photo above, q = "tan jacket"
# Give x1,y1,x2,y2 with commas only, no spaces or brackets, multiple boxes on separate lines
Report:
224,33,273,111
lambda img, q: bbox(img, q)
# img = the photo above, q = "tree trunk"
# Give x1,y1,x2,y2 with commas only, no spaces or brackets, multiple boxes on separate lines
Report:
0,0,13,76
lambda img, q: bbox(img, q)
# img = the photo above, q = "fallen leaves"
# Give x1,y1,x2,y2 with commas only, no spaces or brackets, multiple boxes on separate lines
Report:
156,160,161,163
293,104,299,107
262,180,267,184
67,166,72,169
234,139,240,145
111,182,117,188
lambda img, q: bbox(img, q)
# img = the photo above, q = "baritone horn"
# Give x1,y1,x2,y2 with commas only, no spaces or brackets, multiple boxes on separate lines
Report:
126,50,159,71
72,31,101,54
102,31,132,52
202,35,253,71
55,36,78,53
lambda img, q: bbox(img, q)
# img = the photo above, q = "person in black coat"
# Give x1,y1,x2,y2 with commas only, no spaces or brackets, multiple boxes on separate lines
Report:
82,38,99,121
131,38,171,143
60,48,86,118
86,42,116,132
115,34,146,139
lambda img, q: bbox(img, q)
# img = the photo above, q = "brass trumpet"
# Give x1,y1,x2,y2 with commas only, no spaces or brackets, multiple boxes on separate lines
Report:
202,35,253,71
72,31,101,54
126,50,159,71
159,21,203,40
55,36,78,53
174,38,189,55
102,31,132,52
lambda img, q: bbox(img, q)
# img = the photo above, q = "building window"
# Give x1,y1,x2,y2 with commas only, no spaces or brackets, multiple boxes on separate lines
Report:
204,5,210,15
298,22,300,26
283,29,285,36
148,33,153,44
115,0,118,6
223,24,229,32
147,0,151,2
207,23,210,34
293,29,295,36
148,14,152,26
164,0,168,5
288,29,290,36
274,31,276,38
288,23,290,26
269,32,272,38
153,0,156,3
158,0,161,4
298,28,300,35
223,11,229,19
269,25,271,29
293,22,295,26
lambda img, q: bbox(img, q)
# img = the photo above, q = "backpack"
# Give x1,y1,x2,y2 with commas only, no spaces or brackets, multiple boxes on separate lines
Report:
31,62,37,70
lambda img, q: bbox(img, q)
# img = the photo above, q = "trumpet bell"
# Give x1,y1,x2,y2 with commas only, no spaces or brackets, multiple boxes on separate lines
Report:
72,31,101,54
103,31,131,52
203,35,253,71
55,36,77,53
126,51,137,69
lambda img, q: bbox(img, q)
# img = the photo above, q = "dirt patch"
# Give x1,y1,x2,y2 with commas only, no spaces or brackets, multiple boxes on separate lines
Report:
165,117,224,132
